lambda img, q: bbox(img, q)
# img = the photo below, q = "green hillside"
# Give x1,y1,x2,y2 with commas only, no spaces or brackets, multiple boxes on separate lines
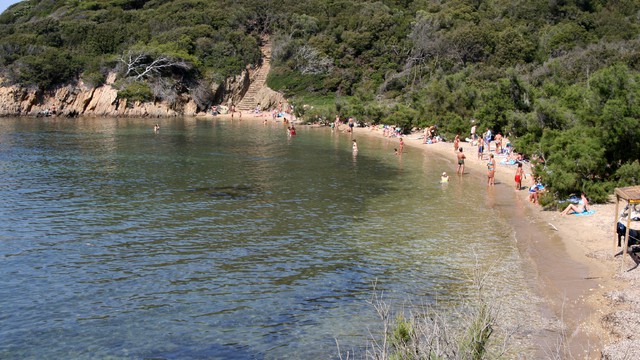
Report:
1,0,639,201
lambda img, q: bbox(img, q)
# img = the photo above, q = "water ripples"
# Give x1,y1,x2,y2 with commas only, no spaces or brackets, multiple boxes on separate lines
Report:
0,118,535,359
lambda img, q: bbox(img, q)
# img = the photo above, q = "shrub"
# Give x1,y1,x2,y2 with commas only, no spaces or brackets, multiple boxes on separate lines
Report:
117,81,153,103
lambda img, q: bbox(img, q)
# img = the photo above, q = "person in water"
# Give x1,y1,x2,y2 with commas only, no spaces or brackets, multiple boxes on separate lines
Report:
561,193,589,216
487,154,496,186
352,139,358,152
456,148,465,175
441,172,449,183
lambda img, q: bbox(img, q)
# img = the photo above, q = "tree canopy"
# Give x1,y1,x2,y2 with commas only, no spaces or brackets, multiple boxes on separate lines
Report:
1,0,639,201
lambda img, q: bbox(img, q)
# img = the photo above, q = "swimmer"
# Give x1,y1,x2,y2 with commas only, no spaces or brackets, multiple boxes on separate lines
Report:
441,172,449,183
352,139,358,152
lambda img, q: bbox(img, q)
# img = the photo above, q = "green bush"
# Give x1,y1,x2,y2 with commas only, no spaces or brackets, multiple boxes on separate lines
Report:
118,82,153,103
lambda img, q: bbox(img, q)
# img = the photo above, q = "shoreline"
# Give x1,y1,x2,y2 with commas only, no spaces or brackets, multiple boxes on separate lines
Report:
341,124,635,358
13,112,636,357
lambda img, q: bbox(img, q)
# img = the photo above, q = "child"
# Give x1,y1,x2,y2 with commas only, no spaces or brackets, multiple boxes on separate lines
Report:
514,163,525,190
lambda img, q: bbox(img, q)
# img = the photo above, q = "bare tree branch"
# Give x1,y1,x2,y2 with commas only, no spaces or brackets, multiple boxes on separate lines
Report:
118,51,191,81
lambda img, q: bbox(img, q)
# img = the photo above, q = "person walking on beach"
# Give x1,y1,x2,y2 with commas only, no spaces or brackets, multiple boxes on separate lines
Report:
487,154,496,186
456,148,465,175
514,162,525,190
453,134,460,152
471,123,477,141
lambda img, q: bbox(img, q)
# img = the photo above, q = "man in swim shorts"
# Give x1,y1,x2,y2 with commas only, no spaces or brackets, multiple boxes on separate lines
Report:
456,148,466,175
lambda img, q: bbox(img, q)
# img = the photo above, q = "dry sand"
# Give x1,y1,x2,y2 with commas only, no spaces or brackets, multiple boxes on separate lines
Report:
345,125,639,359
206,112,639,358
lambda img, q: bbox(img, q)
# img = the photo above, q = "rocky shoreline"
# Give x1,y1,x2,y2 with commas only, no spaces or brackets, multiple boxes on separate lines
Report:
0,70,285,119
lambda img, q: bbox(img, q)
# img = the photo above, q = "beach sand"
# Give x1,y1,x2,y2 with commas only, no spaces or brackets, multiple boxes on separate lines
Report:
346,125,639,359
205,112,639,358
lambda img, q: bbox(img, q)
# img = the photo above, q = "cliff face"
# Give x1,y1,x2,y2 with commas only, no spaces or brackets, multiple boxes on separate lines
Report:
0,70,253,118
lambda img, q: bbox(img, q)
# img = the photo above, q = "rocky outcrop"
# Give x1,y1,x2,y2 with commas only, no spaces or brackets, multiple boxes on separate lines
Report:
0,68,253,117
0,41,285,118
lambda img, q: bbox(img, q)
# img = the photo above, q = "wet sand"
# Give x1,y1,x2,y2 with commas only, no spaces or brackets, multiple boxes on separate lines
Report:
203,113,637,358
342,125,635,359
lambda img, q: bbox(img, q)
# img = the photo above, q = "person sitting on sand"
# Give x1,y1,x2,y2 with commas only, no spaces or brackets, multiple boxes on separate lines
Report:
441,172,449,183
527,179,545,204
561,193,589,216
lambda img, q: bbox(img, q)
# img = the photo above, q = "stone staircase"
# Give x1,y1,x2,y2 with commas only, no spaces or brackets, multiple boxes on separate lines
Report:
236,42,272,112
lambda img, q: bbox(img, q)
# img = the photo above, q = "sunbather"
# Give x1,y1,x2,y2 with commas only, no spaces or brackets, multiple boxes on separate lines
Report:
561,193,589,216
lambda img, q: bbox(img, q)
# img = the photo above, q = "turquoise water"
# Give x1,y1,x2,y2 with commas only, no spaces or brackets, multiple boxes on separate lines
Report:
0,117,536,359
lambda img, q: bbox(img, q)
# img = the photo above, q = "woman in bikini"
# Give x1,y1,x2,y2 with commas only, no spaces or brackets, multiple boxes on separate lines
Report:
487,154,496,186
561,193,589,216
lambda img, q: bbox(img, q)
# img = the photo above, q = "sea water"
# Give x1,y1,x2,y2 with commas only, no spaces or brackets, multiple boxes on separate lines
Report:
0,117,544,359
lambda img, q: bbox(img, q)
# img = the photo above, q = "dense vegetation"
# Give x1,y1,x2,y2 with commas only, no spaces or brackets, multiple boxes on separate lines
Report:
1,0,639,201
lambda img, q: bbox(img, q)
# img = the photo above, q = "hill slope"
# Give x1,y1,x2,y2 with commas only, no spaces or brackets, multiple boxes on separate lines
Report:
1,0,639,199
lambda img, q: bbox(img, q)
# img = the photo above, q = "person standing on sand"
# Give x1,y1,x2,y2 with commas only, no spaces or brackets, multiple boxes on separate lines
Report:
456,148,465,175
514,162,525,190
484,128,492,153
471,124,477,140
487,154,496,186
453,134,460,152
477,137,484,160
494,133,503,154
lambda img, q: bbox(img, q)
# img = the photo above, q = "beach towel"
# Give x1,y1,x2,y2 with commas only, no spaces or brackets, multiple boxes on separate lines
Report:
573,210,596,216
499,159,517,165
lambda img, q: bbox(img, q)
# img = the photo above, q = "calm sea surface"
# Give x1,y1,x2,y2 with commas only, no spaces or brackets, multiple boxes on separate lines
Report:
0,117,540,359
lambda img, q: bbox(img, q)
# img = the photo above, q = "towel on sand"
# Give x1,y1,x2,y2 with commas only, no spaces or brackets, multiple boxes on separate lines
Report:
574,210,596,216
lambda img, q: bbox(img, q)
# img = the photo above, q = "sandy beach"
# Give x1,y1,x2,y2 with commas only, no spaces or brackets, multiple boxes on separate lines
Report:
348,124,639,359
207,112,638,358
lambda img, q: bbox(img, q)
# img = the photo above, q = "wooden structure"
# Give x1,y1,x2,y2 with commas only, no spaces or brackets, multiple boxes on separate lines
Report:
613,185,640,269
